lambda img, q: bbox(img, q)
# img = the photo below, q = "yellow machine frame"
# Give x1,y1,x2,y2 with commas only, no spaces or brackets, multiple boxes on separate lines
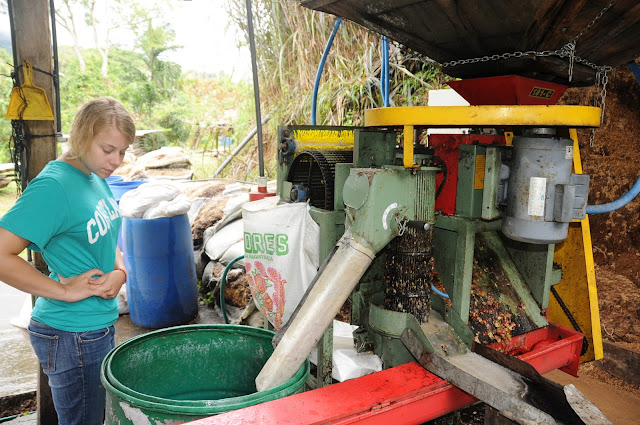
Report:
363,105,603,361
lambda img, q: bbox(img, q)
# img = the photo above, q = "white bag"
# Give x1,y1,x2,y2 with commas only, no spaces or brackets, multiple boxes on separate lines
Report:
119,181,181,218
143,194,191,219
242,197,319,330
309,320,383,382
204,219,245,261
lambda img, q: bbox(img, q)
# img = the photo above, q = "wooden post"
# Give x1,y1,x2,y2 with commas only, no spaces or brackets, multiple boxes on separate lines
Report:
8,1,58,424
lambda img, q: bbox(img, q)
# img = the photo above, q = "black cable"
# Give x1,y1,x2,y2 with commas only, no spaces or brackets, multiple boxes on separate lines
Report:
10,119,29,193
433,156,447,199
550,286,589,356
13,64,55,79
7,0,19,74
49,0,62,135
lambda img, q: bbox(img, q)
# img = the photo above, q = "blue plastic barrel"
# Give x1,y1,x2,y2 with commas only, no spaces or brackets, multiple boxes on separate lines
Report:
106,179,147,254
106,175,124,184
121,214,199,328
108,180,147,203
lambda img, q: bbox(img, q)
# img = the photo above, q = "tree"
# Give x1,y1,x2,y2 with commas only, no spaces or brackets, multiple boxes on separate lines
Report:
56,0,135,78
128,7,182,114
55,0,86,73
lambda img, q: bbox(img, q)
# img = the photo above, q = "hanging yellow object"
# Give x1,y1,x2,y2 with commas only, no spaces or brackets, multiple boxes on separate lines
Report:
6,61,54,121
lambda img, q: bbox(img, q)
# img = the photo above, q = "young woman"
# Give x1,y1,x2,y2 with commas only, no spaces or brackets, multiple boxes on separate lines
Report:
0,97,135,424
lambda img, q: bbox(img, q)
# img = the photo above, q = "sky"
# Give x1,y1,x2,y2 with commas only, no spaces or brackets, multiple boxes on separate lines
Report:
1,0,251,80
159,1,250,78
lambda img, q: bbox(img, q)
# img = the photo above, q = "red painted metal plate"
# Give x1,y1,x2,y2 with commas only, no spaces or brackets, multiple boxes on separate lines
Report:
186,326,582,424
429,133,506,215
187,362,475,425
447,76,568,105
487,321,584,377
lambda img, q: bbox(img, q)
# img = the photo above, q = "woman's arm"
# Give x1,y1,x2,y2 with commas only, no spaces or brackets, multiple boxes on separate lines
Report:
85,246,126,299
0,227,106,302
115,246,125,271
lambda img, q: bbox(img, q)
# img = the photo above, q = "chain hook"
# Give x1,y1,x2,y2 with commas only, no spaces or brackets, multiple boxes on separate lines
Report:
396,217,408,237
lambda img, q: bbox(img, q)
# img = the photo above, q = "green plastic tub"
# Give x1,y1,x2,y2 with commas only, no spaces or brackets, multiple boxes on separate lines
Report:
101,324,309,424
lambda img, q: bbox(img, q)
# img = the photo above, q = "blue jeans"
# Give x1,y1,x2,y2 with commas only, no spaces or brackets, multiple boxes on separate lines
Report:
28,319,115,425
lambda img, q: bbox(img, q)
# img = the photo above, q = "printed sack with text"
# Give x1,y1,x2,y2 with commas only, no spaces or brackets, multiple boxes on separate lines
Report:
242,196,319,330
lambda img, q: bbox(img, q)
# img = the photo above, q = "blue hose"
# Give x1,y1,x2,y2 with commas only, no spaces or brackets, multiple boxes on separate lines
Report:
431,284,450,300
586,177,640,214
0,412,35,424
220,255,245,324
311,18,342,125
381,36,389,107
628,59,640,82
586,60,640,214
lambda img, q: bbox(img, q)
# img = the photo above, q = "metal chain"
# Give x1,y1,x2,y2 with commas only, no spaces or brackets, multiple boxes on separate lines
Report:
572,0,618,44
442,0,617,148
441,48,612,76
589,67,610,148
567,0,617,82
589,72,601,147
599,71,609,123
594,69,610,148
442,0,618,80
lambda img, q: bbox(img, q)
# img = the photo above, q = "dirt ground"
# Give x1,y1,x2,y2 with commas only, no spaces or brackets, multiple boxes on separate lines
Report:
561,63,640,353
550,63,640,424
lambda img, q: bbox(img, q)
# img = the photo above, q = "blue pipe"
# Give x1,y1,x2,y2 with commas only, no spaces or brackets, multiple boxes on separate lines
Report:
431,284,450,300
628,59,640,82
586,176,640,214
381,36,389,107
380,38,384,105
220,255,245,324
586,60,640,214
311,18,342,125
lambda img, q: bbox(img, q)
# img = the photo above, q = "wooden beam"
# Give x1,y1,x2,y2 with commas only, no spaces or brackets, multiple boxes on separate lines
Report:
8,1,57,424
9,0,57,180
574,1,640,64
521,0,590,52
594,341,640,387
435,0,483,54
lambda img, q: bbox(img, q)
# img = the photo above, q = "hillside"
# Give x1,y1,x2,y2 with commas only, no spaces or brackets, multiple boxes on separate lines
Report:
560,64,640,352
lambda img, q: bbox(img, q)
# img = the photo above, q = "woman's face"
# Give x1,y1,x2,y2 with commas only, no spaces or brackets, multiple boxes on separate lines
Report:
82,126,131,178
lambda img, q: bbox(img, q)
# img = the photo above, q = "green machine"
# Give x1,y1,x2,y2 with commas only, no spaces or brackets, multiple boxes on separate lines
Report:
253,99,605,421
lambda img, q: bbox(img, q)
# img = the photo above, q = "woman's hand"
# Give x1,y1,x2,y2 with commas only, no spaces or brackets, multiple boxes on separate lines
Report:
87,269,126,299
58,269,109,302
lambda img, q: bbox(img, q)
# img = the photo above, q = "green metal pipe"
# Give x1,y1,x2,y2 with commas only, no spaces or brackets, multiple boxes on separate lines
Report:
255,237,374,391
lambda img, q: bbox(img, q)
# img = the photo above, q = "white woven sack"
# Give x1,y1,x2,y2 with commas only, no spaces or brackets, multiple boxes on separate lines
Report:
242,197,319,330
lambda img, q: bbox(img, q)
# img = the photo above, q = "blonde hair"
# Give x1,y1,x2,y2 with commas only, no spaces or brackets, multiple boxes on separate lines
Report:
67,97,136,159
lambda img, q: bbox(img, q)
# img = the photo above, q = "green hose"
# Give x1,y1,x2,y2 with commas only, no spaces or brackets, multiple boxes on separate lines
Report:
220,255,245,324
0,412,35,423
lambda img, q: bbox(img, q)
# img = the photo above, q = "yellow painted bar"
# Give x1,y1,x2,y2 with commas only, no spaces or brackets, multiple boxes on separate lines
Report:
549,128,603,362
364,105,601,128
403,125,414,168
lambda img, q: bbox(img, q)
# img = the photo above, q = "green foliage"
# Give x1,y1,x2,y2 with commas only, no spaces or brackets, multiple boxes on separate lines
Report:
126,7,182,116
224,0,450,181
58,47,116,128
0,48,13,163
2,0,451,184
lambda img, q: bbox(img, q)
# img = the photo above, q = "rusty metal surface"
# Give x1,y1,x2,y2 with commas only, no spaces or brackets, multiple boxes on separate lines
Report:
299,0,640,86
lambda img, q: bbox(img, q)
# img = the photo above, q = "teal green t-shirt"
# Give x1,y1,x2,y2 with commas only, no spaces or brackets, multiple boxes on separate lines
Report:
0,160,121,332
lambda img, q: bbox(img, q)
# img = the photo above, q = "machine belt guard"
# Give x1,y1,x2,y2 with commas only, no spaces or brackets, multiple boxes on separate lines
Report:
401,326,612,425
